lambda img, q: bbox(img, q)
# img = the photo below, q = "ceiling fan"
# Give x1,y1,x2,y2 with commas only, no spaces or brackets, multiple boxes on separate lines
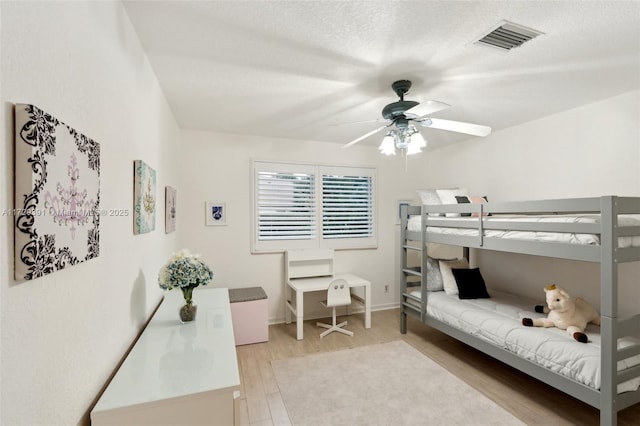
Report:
342,80,491,154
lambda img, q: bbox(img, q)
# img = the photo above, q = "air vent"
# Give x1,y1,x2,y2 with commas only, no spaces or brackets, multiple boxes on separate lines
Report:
475,21,543,51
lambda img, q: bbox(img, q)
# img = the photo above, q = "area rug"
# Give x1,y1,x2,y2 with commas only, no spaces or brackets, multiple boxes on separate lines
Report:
271,340,525,426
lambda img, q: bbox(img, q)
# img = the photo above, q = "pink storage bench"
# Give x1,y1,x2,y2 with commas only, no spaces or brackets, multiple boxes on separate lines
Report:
228,287,268,346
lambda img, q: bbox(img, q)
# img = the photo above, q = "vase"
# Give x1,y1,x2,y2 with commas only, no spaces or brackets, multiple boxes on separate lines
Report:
179,301,198,323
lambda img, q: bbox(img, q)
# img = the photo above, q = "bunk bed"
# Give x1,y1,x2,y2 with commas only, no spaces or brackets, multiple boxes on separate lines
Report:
399,195,640,426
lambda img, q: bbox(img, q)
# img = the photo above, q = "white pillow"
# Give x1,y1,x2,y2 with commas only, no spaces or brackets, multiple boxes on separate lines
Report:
416,188,457,217
436,188,468,217
439,258,469,295
416,189,440,205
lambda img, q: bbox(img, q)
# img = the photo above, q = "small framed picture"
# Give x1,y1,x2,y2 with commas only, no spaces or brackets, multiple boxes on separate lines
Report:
165,186,177,234
205,201,226,226
396,199,413,225
133,160,157,234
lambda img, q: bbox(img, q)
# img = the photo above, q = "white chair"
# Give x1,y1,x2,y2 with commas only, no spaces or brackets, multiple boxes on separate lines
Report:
316,279,354,338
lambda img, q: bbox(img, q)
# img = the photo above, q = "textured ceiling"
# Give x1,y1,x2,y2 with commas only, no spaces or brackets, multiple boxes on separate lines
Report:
123,1,640,149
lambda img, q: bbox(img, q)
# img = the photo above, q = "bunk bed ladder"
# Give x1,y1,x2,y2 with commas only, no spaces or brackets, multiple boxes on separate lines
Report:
400,204,426,333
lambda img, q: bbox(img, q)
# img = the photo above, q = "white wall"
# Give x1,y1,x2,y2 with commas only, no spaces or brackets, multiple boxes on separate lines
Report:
179,130,430,322
425,90,640,200
424,90,640,316
1,2,181,425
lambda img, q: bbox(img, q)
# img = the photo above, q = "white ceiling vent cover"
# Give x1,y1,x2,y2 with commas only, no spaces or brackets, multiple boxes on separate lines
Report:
475,21,544,51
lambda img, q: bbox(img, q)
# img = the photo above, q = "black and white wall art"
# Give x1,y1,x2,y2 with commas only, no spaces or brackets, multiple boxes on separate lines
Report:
14,104,101,281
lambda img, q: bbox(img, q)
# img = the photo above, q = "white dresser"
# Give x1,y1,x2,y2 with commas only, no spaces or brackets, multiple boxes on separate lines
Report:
91,288,240,426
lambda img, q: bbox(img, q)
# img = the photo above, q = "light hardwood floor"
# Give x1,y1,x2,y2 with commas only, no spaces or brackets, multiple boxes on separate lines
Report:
234,309,640,426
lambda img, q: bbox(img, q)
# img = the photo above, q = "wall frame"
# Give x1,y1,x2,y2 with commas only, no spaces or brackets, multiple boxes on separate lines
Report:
165,186,176,234
396,198,413,225
13,104,101,281
133,160,156,234
205,201,226,226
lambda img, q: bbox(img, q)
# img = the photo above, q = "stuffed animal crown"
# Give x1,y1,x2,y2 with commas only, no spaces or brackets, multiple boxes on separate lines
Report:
545,284,557,291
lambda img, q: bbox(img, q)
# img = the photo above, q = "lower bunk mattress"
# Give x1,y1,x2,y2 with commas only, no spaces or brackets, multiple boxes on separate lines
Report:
407,289,640,393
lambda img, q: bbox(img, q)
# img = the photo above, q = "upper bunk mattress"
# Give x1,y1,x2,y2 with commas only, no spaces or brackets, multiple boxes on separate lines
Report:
407,214,640,247
408,289,640,393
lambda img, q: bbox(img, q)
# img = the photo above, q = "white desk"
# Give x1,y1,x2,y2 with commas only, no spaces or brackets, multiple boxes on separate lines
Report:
91,288,240,425
285,273,371,340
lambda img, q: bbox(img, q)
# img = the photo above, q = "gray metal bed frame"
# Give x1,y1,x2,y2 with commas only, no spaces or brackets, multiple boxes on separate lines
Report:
399,195,640,426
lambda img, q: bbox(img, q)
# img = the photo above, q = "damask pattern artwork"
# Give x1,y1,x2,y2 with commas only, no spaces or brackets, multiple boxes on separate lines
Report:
133,160,156,234
14,104,101,281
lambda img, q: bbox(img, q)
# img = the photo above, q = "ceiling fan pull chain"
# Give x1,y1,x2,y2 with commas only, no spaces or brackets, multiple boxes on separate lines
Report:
404,149,408,172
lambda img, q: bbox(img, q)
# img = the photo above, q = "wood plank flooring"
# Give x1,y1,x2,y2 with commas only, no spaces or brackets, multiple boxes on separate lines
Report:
234,309,640,426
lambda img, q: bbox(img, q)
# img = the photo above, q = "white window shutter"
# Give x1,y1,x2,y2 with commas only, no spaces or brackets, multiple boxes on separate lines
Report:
256,171,316,241
322,174,373,239
252,161,377,252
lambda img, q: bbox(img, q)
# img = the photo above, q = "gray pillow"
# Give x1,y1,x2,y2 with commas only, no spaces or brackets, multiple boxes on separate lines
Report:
426,256,444,291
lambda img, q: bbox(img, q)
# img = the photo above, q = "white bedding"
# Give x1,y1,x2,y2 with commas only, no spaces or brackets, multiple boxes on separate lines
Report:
407,214,640,247
408,289,640,393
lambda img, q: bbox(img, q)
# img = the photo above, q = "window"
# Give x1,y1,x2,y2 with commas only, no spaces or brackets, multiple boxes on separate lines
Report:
252,161,376,252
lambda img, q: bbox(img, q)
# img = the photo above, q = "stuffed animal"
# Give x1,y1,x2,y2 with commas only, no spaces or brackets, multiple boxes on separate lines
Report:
522,284,601,343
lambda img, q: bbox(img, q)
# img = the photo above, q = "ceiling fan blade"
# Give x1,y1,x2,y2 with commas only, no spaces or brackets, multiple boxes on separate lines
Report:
331,118,388,127
404,100,451,119
427,118,491,137
342,125,389,148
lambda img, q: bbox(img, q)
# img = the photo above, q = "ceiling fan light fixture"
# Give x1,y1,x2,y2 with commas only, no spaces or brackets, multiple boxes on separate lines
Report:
410,131,426,148
406,140,423,156
407,131,426,155
379,126,426,156
379,134,396,155
394,130,409,150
